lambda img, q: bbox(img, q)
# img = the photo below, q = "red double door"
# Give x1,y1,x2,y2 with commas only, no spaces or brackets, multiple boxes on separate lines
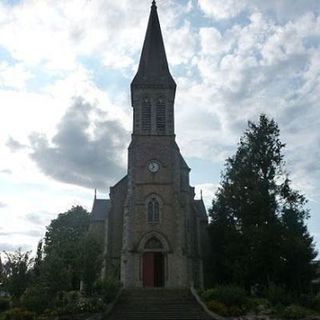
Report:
143,252,164,287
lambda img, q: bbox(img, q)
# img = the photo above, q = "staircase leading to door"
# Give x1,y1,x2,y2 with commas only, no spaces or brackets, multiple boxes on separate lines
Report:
106,288,212,320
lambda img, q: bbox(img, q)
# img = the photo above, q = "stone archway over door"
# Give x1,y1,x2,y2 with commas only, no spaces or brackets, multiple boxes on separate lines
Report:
142,236,165,287
143,252,164,287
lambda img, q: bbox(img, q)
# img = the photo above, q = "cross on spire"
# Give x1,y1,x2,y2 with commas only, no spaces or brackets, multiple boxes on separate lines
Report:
152,0,156,7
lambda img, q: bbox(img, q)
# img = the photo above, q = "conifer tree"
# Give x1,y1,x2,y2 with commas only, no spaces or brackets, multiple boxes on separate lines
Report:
208,114,317,292
0,255,4,285
33,240,43,277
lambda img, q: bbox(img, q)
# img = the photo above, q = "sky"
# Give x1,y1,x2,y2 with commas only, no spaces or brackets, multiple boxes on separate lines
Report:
0,0,319,257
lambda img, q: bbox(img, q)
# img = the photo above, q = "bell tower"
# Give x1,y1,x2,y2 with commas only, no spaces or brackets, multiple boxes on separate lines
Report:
113,0,208,289
131,0,176,136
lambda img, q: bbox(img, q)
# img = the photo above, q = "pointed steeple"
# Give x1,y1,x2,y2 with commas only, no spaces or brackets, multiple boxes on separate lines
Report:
131,1,176,89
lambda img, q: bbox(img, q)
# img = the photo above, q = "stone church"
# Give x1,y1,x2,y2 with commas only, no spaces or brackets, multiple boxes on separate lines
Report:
90,1,208,289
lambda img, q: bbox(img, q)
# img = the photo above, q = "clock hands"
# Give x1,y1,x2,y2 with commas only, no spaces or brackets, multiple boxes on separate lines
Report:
148,161,160,173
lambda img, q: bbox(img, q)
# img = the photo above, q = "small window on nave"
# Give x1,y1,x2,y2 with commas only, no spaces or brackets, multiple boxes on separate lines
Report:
147,197,160,223
156,97,166,134
142,97,151,133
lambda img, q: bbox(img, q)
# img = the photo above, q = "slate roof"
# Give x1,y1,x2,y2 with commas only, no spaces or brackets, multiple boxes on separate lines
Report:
194,199,208,222
90,198,111,222
179,153,190,170
131,1,176,89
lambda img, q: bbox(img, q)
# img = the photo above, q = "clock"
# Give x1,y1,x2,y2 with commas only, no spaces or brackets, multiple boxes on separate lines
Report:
148,160,160,173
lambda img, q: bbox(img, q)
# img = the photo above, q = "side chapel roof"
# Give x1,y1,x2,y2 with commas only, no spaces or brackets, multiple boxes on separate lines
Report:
90,198,111,222
194,199,208,222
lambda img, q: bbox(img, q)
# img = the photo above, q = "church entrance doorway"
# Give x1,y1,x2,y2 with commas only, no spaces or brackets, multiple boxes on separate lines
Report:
143,252,164,287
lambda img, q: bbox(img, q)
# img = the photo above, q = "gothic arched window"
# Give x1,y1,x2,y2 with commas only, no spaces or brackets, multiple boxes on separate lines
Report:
156,97,166,134
142,96,151,133
148,197,160,223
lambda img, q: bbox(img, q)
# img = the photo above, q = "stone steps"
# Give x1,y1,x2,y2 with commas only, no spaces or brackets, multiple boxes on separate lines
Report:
106,288,212,320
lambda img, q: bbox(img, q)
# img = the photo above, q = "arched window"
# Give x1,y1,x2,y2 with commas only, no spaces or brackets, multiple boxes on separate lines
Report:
156,97,166,134
148,197,160,223
142,96,151,133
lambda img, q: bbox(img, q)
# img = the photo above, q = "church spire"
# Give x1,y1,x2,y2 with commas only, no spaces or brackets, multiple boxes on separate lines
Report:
131,0,176,89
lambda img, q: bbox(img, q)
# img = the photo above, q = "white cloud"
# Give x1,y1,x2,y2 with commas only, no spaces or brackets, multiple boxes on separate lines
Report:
0,202,7,208
197,0,320,21
0,62,33,89
0,0,188,74
0,0,144,71
166,21,198,65
200,27,224,55
198,0,247,20
103,51,134,70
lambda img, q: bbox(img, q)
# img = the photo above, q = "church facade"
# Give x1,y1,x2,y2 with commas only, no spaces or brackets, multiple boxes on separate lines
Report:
90,1,208,289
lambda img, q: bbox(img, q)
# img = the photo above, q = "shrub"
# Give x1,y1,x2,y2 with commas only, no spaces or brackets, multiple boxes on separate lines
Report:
94,278,119,303
281,304,310,319
0,298,10,312
76,297,105,313
206,300,247,317
313,293,320,312
298,293,315,309
201,289,215,302
4,308,34,320
20,285,50,313
227,305,246,316
201,285,248,307
56,290,81,308
54,291,106,315
264,284,293,306
248,298,271,314
207,300,228,316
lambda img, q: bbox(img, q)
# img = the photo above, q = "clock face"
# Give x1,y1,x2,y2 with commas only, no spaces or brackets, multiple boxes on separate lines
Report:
148,160,160,173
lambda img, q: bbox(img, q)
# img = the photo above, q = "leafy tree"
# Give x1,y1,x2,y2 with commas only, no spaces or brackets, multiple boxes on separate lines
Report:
42,205,90,294
208,114,317,293
80,232,104,294
2,249,33,300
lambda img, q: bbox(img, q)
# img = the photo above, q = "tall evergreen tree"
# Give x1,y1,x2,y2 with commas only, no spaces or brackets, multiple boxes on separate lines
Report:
33,240,43,277
0,255,4,286
208,114,317,292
